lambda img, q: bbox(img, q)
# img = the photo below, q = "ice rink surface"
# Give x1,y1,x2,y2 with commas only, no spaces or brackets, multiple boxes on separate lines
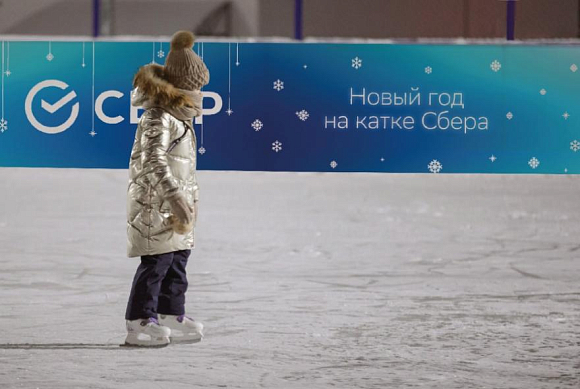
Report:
0,168,578,388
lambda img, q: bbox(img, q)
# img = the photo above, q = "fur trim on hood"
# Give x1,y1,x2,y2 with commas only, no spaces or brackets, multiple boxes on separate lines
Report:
132,64,194,109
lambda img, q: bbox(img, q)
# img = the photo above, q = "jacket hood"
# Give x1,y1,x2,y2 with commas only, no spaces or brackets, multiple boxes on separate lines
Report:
132,64,194,109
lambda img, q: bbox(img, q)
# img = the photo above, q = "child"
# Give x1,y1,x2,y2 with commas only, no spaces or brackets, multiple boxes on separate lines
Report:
124,30,209,347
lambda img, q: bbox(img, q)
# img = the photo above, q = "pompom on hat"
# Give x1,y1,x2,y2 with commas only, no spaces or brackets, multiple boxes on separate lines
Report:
164,30,209,91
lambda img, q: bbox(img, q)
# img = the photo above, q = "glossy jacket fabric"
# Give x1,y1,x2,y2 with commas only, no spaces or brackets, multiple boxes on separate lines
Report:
126,64,202,258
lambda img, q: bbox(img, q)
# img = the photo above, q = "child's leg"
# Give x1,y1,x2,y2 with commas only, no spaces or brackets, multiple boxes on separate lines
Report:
125,252,175,320
157,249,191,315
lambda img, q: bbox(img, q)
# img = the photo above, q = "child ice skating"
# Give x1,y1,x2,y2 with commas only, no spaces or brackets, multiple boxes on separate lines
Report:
124,30,209,347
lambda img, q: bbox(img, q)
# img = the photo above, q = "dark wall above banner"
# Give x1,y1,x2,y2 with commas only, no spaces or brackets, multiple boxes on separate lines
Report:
0,40,578,174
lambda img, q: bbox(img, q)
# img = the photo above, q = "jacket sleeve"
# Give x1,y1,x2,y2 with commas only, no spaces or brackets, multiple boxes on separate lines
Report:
140,112,180,199
189,123,200,203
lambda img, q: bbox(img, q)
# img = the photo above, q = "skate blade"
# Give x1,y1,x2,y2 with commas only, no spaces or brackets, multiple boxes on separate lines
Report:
121,335,171,348
120,341,170,348
169,335,203,345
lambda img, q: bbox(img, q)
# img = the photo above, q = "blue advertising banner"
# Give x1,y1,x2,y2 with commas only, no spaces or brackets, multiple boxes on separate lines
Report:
0,40,578,174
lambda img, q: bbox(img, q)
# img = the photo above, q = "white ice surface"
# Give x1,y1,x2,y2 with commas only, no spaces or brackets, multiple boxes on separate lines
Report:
0,169,578,388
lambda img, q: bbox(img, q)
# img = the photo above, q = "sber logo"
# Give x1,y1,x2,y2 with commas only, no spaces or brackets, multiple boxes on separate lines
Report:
25,80,80,134
25,79,223,134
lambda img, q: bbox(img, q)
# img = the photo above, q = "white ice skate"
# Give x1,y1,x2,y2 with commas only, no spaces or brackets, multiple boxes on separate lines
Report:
159,314,203,343
123,317,171,348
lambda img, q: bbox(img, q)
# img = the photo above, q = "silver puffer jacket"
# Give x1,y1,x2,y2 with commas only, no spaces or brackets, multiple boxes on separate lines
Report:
126,64,204,258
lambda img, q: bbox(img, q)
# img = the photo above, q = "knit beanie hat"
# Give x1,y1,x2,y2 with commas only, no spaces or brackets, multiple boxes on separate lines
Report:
164,31,209,91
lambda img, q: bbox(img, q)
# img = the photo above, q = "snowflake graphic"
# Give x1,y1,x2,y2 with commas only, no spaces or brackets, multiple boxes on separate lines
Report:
157,50,165,58
528,157,540,169
272,140,282,153
46,53,54,62
506,112,513,120
226,108,233,116
563,112,570,120
428,159,443,174
489,155,497,162
490,60,501,72
571,64,578,72
89,130,97,137
198,147,206,155
330,160,338,169
4,70,10,77
540,89,547,95
296,110,309,121
0,118,7,133
273,79,284,91
352,57,362,70
251,119,263,131
570,140,580,152
425,66,432,74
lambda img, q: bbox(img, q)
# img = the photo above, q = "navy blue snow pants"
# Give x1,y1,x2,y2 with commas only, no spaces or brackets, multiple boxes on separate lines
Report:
125,249,191,320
